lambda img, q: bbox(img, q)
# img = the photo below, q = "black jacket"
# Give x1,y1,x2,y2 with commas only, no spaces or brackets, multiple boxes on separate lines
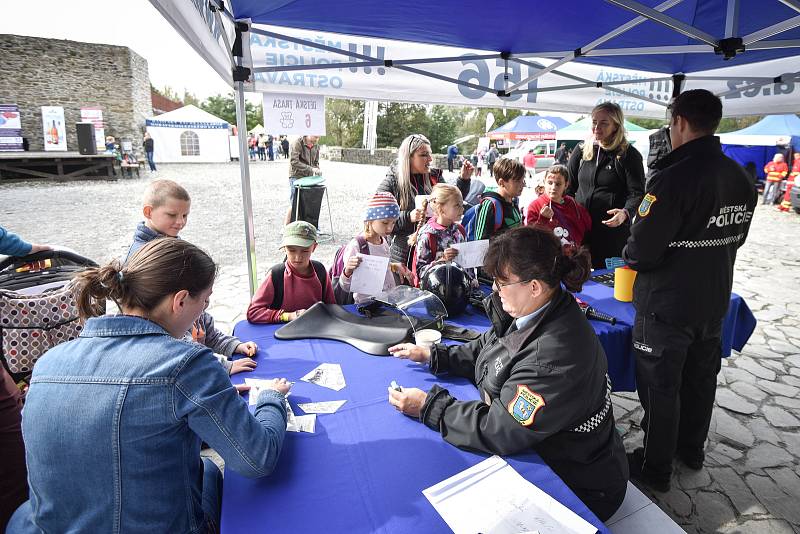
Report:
622,135,756,325
567,144,645,267
377,166,470,265
420,289,628,515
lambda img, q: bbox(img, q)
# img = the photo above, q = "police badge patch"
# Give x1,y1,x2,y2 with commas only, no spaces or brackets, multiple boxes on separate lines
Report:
507,385,546,427
637,193,657,217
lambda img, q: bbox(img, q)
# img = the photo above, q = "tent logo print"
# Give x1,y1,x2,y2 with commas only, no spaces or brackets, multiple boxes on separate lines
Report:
648,80,672,101
537,119,557,130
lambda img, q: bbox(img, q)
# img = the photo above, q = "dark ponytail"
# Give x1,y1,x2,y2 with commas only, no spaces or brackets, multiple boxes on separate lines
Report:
484,226,591,292
73,238,217,319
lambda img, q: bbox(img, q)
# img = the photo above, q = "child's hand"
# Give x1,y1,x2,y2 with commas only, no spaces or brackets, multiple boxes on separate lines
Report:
410,208,424,223
289,309,306,321
235,341,258,357
344,256,362,277
230,358,257,375
391,262,414,285
235,384,250,395
460,160,474,180
442,247,459,262
540,204,554,220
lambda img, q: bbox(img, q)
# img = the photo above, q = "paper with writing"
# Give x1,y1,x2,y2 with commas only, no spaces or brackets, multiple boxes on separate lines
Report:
451,240,489,268
350,254,390,296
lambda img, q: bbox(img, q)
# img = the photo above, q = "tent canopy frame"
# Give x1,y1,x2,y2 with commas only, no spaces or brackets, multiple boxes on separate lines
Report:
203,0,800,295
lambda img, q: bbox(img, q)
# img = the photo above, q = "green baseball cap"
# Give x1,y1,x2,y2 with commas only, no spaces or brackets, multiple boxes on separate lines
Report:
281,221,318,248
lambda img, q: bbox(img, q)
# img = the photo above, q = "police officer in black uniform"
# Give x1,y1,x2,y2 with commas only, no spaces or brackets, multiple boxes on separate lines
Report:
387,226,628,521
622,89,756,492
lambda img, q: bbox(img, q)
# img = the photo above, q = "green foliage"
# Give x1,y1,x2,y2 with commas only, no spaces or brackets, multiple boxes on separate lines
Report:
320,98,364,147
628,118,665,130
717,116,762,133
426,105,463,152
199,93,263,131
376,103,430,148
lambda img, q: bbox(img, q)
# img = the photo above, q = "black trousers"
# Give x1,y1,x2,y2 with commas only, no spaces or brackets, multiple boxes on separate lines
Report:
633,313,722,478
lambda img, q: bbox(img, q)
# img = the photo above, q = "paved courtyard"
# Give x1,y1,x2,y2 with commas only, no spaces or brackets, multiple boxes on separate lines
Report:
2,158,800,533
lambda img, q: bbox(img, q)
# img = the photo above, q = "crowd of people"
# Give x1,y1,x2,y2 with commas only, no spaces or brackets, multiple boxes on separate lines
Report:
248,133,291,162
0,89,760,532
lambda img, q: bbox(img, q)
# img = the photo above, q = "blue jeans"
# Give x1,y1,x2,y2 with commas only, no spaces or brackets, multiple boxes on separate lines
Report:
202,457,223,533
145,151,156,171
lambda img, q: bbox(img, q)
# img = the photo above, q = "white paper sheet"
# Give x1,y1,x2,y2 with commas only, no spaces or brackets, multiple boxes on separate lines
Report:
244,379,315,432
422,455,597,534
349,254,390,295
301,363,346,391
297,400,347,414
415,194,436,217
451,240,490,268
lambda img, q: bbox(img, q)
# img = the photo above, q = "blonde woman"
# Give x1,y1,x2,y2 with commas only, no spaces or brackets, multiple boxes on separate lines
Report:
377,134,473,267
567,102,645,268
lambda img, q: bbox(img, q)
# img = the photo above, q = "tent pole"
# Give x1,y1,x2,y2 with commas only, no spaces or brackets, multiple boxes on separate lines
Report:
234,81,258,297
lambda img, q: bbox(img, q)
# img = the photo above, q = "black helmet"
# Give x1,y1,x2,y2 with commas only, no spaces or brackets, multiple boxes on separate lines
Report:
420,262,471,316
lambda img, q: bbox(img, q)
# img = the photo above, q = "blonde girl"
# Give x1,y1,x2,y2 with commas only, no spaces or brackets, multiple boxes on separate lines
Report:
409,183,467,282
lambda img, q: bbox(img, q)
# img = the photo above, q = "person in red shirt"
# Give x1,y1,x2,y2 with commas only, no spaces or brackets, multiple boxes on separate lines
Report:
522,149,537,178
779,152,799,212
526,165,592,247
763,153,788,205
247,221,335,323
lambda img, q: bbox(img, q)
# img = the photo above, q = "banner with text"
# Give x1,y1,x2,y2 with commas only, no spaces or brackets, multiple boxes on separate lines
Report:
262,92,326,136
0,104,23,151
41,106,67,151
247,25,800,118
80,107,106,149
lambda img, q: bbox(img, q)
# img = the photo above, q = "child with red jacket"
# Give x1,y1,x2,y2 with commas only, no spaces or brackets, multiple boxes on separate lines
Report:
247,221,336,323
526,165,592,247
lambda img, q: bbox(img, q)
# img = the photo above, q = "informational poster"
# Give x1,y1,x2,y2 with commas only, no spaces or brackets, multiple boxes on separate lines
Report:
41,106,67,151
262,92,325,136
80,107,106,149
0,104,23,151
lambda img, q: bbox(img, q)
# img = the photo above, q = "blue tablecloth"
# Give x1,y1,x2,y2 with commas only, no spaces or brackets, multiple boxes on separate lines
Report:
224,319,610,534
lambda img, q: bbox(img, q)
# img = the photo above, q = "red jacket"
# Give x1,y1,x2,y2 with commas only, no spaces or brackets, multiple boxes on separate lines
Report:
764,161,788,182
525,194,592,246
523,152,537,169
247,260,336,323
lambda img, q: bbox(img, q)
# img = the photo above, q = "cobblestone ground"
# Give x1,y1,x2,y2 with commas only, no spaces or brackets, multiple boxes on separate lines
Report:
3,161,800,533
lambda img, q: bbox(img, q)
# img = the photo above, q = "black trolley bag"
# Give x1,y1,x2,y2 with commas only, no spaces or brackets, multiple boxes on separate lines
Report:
0,249,98,383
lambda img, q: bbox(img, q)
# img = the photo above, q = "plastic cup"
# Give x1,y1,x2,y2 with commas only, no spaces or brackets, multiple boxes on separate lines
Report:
414,329,442,348
613,266,637,302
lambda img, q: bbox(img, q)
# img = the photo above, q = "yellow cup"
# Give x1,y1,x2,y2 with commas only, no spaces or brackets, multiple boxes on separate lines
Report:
614,267,637,302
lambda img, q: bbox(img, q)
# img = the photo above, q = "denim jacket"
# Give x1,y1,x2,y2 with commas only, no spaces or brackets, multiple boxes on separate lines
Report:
8,315,287,534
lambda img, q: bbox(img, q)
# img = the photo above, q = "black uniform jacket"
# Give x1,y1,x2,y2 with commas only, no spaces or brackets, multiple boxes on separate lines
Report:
622,135,757,326
567,144,645,266
420,288,628,506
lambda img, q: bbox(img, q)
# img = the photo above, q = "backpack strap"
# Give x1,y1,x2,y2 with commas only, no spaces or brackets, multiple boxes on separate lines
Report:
269,263,287,310
355,235,370,255
270,260,327,309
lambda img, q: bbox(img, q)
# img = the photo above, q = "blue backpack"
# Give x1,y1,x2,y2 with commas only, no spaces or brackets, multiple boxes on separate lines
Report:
463,196,504,241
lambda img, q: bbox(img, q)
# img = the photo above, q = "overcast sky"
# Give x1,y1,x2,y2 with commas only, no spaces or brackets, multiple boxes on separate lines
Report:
0,0,233,100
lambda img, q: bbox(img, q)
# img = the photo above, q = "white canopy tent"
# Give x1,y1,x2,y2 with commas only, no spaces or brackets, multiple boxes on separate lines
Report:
145,105,231,163
150,0,800,295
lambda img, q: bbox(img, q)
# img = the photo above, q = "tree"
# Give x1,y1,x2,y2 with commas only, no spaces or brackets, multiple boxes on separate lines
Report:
320,98,364,147
199,93,263,131
376,103,430,148
183,90,200,107
426,105,462,153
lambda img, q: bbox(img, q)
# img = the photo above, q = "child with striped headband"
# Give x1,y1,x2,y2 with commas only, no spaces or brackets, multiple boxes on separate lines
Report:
338,192,414,303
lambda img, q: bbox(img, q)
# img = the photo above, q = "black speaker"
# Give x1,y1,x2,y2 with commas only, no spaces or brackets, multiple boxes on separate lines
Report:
76,123,96,155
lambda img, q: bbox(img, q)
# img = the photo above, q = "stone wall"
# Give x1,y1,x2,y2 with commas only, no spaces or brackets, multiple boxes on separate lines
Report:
325,146,448,169
0,34,152,154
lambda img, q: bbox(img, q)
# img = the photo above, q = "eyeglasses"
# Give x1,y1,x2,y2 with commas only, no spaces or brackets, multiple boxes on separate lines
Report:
492,278,533,291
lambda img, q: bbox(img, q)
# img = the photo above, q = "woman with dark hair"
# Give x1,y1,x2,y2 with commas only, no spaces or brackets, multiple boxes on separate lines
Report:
377,134,474,267
8,239,291,534
387,226,628,521
567,102,645,268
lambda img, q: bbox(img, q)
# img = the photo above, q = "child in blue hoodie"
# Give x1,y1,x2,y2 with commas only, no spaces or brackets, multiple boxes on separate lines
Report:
124,180,257,376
